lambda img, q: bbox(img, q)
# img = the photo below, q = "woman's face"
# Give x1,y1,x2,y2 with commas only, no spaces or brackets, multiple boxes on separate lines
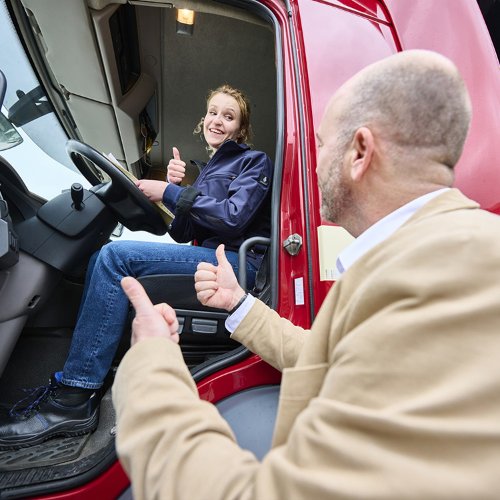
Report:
203,93,242,150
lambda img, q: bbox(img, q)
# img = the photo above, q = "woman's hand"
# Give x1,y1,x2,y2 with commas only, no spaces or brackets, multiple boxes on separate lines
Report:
194,245,246,311
135,179,167,202
167,147,186,184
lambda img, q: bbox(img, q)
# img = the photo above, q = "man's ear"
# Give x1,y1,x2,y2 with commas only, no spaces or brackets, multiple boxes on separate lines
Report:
348,127,374,182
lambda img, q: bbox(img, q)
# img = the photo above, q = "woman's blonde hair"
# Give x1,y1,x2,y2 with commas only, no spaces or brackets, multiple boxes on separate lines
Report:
194,84,253,149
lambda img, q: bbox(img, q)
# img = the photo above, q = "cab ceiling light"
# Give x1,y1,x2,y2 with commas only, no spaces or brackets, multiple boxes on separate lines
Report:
176,9,195,36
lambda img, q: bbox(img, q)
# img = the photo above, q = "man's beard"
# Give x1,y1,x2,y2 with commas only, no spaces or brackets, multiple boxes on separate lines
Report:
319,150,353,225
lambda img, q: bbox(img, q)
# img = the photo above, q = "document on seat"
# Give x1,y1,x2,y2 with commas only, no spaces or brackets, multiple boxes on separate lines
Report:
105,153,175,224
317,225,354,281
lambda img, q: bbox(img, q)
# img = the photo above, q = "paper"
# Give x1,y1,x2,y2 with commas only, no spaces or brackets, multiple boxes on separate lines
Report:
105,153,175,224
317,225,354,281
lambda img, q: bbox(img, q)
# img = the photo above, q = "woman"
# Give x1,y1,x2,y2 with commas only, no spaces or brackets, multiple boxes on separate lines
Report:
136,84,271,276
0,85,273,450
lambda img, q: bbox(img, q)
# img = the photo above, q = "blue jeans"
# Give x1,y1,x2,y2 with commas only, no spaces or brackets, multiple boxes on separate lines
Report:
60,241,258,389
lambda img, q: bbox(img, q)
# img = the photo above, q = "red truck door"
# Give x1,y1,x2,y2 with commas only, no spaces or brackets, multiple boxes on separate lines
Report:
285,0,500,316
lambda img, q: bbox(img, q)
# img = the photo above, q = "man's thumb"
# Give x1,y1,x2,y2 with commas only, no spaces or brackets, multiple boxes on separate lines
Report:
172,146,181,160
121,277,155,314
215,244,231,268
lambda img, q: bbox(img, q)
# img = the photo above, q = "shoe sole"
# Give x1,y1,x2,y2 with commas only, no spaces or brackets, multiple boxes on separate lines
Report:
0,408,99,451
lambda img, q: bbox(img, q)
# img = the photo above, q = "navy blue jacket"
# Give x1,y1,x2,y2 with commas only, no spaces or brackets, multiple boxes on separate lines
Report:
162,140,272,262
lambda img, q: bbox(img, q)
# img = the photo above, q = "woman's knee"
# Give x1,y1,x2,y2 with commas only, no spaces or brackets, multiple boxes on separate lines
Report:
95,241,132,269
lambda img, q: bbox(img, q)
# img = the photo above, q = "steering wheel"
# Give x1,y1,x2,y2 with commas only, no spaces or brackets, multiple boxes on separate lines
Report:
65,140,169,235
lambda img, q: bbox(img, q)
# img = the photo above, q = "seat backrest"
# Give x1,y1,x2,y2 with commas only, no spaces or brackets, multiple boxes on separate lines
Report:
125,237,272,369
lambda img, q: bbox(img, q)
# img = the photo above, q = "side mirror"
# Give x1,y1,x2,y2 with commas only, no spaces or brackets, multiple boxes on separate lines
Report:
0,70,23,152
0,70,6,109
0,112,23,151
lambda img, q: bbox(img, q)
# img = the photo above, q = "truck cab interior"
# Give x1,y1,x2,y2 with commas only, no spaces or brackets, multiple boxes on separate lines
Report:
0,0,281,495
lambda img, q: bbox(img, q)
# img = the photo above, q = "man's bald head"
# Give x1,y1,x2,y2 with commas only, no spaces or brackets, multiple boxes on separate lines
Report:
316,50,473,236
330,50,472,169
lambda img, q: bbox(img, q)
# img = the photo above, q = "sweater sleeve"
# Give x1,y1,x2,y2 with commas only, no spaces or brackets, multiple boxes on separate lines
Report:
164,152,272,240
231,299,309,371
112,338,260,500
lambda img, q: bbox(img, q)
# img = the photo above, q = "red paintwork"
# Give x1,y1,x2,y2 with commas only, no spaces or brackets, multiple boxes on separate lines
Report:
384,0,500,210
197,354,282,403
292,0,404,311
29,0,500,497
275,0,313,329
487,202,500,215
289,0,500,310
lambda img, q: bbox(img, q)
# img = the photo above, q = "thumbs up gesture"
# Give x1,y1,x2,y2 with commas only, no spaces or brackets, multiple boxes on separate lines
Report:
121,277,180,345
167,147,186,185
194,245,246,311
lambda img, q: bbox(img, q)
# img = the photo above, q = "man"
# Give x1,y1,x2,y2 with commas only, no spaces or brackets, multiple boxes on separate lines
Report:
112,50,500,499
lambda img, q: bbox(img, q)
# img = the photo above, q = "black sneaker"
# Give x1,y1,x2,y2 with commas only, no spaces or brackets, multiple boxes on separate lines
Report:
0,375,100,450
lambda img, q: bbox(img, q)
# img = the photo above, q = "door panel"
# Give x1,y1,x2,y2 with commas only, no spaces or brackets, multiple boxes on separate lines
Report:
291,0,399,310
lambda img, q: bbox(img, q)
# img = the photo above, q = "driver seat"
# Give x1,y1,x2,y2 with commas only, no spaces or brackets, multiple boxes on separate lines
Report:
133,237,271,368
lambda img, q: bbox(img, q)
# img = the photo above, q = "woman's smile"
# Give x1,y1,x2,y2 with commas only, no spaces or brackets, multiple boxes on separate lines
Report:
203,93,242,149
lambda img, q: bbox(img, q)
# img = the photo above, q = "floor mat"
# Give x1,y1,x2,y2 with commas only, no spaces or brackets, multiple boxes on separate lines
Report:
0,433,91,471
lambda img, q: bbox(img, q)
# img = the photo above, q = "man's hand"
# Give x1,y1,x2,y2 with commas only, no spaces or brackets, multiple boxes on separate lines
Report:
167,147,186,184
121,277,180,345
135,179,168,202
194,244,246,311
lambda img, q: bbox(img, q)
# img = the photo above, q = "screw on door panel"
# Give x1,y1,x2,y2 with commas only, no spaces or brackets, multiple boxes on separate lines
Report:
283,233,302,256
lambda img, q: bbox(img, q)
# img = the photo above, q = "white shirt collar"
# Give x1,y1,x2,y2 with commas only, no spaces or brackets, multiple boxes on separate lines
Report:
335,188,449,278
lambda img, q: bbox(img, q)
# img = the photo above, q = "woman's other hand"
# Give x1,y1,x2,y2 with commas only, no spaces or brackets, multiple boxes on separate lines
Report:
135,179,168,202
167,147,186,184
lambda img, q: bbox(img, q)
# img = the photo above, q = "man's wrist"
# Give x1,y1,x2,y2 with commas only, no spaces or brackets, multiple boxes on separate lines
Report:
228,292,248,315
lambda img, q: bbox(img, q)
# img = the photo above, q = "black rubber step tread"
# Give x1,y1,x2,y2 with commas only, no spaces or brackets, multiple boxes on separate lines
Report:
0,433,91,471
0,392,116,496
0,439,115,496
